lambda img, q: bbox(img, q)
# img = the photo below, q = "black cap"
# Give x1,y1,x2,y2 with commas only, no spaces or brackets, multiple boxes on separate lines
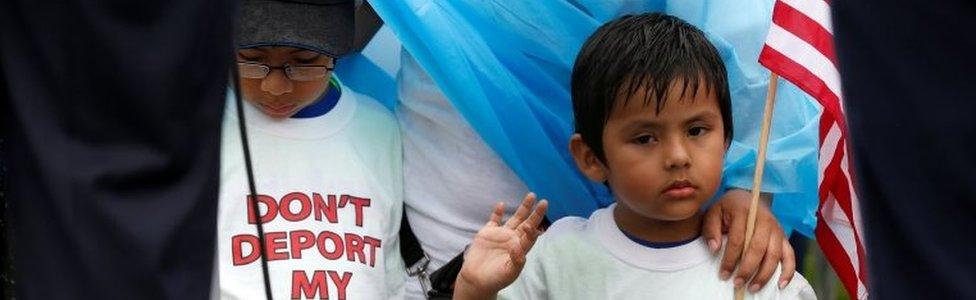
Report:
237,0,355,57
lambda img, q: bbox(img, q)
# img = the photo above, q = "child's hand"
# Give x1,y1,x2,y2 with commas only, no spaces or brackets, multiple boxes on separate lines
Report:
702,189,796,292
455,193,548,300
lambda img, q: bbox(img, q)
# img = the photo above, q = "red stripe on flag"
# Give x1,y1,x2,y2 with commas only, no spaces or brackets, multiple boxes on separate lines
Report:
820,158,868,297
772,1,838,65
817,115,868,297
818,122,845,200
819,112,833,141
821,136,869,286
831,180,869,287
815,205,861,297
759,46,847,130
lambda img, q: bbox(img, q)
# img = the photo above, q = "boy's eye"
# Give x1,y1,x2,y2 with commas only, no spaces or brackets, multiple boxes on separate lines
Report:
634,135,656,144
688,126,708,137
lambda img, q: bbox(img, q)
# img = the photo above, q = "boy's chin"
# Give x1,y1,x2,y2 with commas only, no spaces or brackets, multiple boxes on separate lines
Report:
644,204,704,222
621,202,702,223
250,102,300,118
263,110,297,119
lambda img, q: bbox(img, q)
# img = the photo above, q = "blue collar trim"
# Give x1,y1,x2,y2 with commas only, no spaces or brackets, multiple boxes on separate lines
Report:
620,229,700,249
291,79,341,119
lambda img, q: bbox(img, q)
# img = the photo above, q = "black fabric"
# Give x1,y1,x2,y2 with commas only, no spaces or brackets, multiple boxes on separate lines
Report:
400,210,426,268
0,77,10,298
427,251,464,299
238,0,354,57
832,0,976,299
353,1,384,52
0,0,234,298
400,210,457,299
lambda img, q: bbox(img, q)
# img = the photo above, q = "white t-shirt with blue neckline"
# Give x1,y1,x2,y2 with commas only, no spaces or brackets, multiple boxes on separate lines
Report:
214,78,406,300
498,204,817,300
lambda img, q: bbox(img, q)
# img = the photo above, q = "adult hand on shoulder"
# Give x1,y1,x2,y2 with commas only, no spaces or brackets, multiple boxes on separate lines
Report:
701,188,796,292
454,193,548,300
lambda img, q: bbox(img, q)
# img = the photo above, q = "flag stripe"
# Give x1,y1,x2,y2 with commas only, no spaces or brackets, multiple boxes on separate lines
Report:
818,116,868,298
814,211,861,298
759,46,847,129
779,0,834,33
772,1,837,65
822,194,858,276
764,24,843,98
818,121,842,185
837,144,870,285
819,133,867,296
823,161,870,298
818,194,869,299
823,140,867,275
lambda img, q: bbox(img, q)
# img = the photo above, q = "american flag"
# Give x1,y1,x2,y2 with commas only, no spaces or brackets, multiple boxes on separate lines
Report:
758,0,868,299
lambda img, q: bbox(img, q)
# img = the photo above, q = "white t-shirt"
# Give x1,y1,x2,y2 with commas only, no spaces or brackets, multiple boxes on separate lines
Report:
499,205,816,300
396,51,530,298
216,85,406,300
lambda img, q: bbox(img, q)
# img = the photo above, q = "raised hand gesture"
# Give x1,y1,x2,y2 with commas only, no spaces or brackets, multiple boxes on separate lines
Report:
454,193,549,300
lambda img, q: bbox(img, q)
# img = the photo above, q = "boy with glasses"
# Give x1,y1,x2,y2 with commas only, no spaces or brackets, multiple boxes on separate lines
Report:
215,0,406,299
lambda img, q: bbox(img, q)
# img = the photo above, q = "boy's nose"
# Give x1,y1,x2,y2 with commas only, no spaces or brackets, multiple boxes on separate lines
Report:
664,140,691,170
260,69,293,96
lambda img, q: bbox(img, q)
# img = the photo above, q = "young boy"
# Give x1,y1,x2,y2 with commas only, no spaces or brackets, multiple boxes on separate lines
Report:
454,13,815,299
216,0,405,299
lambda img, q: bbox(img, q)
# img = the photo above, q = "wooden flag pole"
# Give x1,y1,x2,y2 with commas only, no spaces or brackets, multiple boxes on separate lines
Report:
734,73,779,300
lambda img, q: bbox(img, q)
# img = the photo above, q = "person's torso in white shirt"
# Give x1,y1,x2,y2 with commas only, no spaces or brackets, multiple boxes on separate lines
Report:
216,84,406,300
396,50,530,298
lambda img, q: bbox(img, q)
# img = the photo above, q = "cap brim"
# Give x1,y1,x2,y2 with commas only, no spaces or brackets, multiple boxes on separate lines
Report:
237,0,354,57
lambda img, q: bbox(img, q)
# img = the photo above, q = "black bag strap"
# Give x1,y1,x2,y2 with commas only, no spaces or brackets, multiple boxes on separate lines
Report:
400,210,426,268
425,250,465,299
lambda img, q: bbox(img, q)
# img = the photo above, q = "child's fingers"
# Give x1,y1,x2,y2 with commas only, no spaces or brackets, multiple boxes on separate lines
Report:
479,226,516,244
486,202,505,226
748,229,783,292
701,203,724,253
503,192,536,229
514,222,530,244
733,218,772,289
719,210,747,281
777,239,797,289
522,199,548,229
520,223,544,251
513,200,548,251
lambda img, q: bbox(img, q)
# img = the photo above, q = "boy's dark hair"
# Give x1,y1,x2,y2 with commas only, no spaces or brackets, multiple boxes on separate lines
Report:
571,13,733,163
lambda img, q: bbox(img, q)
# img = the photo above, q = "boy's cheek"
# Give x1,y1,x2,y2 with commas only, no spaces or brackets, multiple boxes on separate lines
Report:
700,146,727,193
237,82,262,103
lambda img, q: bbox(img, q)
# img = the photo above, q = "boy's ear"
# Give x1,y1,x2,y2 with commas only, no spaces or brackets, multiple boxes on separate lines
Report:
569,134,608,182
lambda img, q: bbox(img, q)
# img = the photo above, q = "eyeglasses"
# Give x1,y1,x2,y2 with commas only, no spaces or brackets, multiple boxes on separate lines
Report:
236,61,335,81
